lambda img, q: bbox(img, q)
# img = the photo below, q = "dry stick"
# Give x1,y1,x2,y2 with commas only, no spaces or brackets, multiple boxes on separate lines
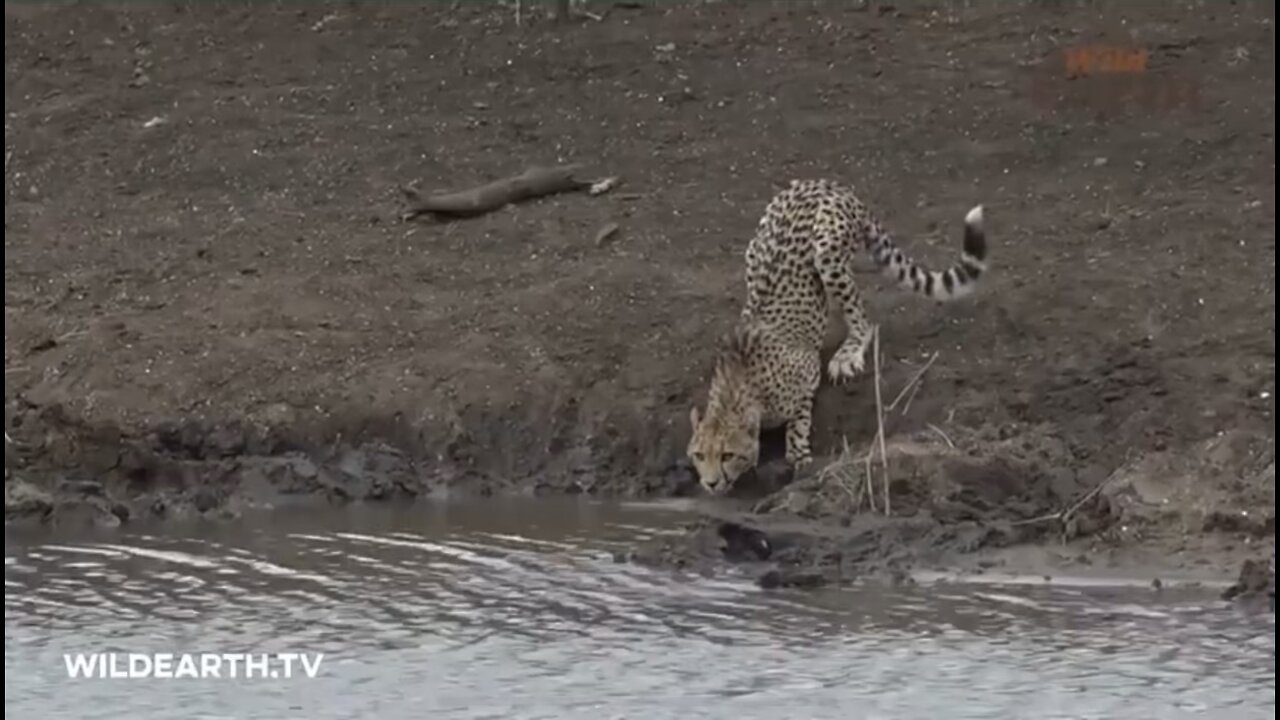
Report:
401,165,593,220
887,350,939,413
1061,478,1112,521
1010,472,1115,527
926,422,955,449
899,379,922,416
863,441,877,514
872,326,891,516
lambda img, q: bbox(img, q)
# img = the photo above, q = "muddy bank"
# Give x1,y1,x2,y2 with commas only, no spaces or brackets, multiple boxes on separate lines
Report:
8,394,1271,602
3,396,699,529
628,424,1274,601
4,2,1274,592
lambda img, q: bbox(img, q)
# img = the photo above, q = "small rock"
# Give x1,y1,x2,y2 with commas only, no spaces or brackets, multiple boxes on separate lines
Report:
192,489,219,514
5,478,53,519
758,569,827,590
288,456,320,481
593,222,620,246
49,500,119,530
758,569,783,589
1221,559,1274,601
254,403,297,428
205,425,247,457
890,568,916,587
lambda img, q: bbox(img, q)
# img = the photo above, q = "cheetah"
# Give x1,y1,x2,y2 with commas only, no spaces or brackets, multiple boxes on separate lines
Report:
687,178,988,495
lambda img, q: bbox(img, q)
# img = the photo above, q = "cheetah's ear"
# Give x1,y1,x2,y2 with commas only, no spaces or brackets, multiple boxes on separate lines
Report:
689,406,701,429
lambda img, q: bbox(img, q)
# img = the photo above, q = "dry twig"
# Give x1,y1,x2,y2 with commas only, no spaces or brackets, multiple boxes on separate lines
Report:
863,438,877,514
1010,471,1116,528
871,327,891,515
887,350,939,413
926,422,955,449
898,379,923,416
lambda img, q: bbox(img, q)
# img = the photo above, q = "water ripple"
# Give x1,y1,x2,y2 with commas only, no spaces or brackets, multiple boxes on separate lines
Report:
5,501,1275,720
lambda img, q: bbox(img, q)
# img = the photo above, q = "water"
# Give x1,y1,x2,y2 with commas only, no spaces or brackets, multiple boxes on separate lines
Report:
5,498,1275,719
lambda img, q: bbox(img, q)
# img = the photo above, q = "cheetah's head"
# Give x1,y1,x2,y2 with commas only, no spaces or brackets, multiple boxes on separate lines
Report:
687,406,760,495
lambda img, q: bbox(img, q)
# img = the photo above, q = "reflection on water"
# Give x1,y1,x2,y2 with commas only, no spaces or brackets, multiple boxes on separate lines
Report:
5,499,1276,720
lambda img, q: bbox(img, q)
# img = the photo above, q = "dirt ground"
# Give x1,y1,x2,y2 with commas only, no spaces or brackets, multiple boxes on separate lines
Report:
4,1,1274,597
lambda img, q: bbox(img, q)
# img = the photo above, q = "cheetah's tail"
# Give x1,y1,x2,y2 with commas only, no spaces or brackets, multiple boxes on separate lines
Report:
867,205,988,302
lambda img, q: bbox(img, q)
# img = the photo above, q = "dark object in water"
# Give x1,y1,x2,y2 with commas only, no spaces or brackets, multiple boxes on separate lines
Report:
1221,558,1275,602
717,522,772,561
757,569,827,590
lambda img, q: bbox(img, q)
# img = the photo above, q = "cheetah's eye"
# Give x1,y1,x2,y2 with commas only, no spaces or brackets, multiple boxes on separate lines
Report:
692,452,706,462
720,453,737,464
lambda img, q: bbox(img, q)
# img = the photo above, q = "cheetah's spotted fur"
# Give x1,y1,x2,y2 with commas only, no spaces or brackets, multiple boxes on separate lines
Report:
688,179,989,495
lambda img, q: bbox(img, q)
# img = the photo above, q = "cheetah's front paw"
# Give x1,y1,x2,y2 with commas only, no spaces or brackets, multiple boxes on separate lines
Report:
784,454,813,482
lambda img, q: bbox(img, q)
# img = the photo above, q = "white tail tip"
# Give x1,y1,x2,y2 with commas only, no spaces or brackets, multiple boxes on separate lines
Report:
965,205,984,227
